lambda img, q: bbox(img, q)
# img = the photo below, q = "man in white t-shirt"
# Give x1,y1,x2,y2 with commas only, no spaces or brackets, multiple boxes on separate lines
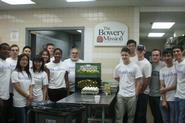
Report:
46,43,55,62
22,46,32,68
6,45,19,92
0,43,11,123
172,45,185,123
119,40,138,123
119,39,138,64
6,44,19,91
5,44,19,122
134,45,152,123
114,47,142,123
6,44,19,70
160,48,176,123
64,47,83,93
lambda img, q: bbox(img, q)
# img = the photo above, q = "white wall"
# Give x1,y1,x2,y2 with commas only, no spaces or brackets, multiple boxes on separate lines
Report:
0,7,139,81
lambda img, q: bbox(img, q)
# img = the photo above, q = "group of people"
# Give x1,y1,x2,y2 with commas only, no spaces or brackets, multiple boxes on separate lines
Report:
0,42,83,123
0,40,185,123
114,39,185,123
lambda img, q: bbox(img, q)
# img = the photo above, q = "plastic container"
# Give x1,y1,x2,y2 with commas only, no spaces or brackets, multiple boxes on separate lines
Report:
28,103,87,123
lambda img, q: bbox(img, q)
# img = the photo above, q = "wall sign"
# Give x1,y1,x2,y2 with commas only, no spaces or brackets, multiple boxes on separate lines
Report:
94,22,128,46
10,30,19,42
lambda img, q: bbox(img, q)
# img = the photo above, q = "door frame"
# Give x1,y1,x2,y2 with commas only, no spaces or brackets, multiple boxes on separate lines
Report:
25,26,84,58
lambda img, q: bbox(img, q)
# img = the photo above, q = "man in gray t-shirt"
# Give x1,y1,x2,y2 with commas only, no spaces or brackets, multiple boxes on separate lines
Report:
149,49,165,123
150,63,165,96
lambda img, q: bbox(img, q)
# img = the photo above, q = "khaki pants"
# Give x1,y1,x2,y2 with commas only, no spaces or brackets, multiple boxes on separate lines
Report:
115,95,137,123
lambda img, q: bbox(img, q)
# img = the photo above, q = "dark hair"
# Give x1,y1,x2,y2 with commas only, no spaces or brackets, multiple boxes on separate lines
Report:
152,49,161,56
15,54,31,78
22,45,31,52
121,46,130,54
172,45,184,52
39,48,50,63
46,43,54,48
71,47,78,50
137,44,146,51
0,43,9,49
71,46,77,49
162,48,173,56
54,48,63,54
127,39,136,46
32,55,45,73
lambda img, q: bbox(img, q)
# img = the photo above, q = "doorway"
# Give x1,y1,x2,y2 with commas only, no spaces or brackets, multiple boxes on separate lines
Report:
26,27,84,60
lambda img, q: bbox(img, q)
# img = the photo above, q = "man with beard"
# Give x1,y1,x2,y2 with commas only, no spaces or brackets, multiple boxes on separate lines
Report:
63,47,83,93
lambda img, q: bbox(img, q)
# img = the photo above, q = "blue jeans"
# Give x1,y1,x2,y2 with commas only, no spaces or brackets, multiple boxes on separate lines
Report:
160,101,176,123
149,96,164,123
134,93,148,123
14,107,27,123
175,98,185,123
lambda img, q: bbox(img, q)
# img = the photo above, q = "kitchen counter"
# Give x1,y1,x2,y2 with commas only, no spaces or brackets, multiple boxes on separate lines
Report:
57,93,116,123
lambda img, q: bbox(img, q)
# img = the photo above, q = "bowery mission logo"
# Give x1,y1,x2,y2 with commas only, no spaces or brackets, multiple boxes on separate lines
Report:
94,22,128,46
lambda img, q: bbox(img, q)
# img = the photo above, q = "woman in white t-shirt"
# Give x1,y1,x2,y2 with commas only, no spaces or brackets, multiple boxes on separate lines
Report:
31,55,48,102
46,48,69,102
11,53,33,123
39,49,50,78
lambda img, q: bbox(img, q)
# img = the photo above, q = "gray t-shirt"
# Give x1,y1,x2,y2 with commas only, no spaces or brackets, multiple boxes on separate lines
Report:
149,61,165,96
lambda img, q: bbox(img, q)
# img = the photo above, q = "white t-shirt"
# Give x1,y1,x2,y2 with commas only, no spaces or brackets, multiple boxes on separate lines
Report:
0,58,11,100
63,58,83,92
31,70,48,102
11,71,33,107
114,62,142,97
175,59,185,99
29,60,33,69
130,55,138,63
50,57,55,62
6,57,17,71
160,66,177,101
136,58,152,94
46,61,67,89
6,57,17,93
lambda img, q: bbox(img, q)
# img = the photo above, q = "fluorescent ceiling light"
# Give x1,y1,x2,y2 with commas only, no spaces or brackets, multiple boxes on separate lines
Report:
66,0,95,2
1,0,35,5
152,22,175,29
77,30,82,33
148,33,165,37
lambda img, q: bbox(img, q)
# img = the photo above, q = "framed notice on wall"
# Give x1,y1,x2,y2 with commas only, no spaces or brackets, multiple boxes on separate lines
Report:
94,21,128,46
10,30,19,42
